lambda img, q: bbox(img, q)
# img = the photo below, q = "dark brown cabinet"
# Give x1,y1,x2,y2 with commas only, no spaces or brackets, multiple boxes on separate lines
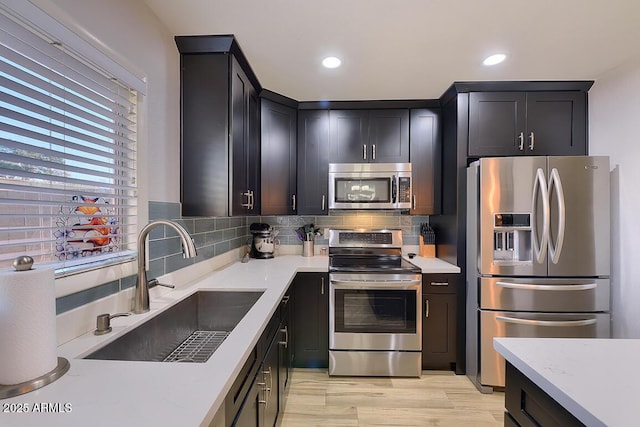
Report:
409,108,441,215
468,91,587,157
292,272,329,368
422,273,458,370
262,337,279,427
329,109,409,163
233,337,279,427
229,294,287,427
260,98,297,215
176,35,261,217
277,288,292,414
297,110,330,215
231,57,261,216
505,362,585,427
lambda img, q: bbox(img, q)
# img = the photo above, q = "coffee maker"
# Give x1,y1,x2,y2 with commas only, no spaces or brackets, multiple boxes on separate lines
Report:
249,223,278,259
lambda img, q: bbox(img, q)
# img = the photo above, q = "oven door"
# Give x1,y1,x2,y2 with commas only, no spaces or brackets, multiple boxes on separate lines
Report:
329,273,422,351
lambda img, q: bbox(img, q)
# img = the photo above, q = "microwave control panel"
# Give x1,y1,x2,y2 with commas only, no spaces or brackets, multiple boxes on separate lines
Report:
398,177,411,203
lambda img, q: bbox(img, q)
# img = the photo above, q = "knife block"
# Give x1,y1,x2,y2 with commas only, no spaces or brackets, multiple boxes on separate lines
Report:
419,236,435,258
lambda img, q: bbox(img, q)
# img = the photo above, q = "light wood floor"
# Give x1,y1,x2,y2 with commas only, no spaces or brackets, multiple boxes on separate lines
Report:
278,369,505,427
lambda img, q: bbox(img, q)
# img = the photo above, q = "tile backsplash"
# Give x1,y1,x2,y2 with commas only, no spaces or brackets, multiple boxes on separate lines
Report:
258,211,429,246
55,202,429,314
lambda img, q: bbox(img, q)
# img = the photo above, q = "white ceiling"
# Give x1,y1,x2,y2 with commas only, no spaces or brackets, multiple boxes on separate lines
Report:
143,0,640,101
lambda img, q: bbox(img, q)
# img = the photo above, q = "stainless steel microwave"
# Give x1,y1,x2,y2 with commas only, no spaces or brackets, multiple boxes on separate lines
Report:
328,163,412,209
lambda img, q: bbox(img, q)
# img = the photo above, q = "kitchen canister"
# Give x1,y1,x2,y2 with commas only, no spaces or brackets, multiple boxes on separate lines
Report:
302,240,314,257
0,256,68,398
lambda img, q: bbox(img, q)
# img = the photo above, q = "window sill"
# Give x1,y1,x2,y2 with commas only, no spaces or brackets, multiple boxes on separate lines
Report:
54,254,137,299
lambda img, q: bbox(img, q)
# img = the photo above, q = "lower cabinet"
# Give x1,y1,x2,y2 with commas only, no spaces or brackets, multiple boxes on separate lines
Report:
277,287,292,413
223,271,328,425
422,273,458,370
292,272,329,368
505,362,585,427
232,337,279,427
227,291,290,427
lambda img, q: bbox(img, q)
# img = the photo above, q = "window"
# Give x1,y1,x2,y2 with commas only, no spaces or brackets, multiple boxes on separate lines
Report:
0,6,138,273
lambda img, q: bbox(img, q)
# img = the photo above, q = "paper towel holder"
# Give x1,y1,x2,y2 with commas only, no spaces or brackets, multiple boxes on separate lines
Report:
0,357,70,399
0,256,70,399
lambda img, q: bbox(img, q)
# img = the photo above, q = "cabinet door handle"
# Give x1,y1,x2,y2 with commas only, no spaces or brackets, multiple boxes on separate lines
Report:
279,326,288,348
265,366,273,395
425,299,430,318
257,380,267,404
412,194,416,210
430,281,449,286
372,144,376,160
321,276,325,295
363,144,367,160
292,194,296,211
321,195,326,211
241,190,253,209
518,132,524,151
529,131,535,150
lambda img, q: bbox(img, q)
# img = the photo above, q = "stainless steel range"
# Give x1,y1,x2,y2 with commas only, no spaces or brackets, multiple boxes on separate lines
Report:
328,229,422,377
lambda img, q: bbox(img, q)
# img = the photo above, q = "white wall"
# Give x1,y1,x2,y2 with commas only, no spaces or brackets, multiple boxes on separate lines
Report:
34,0,181,206
590,57,640,338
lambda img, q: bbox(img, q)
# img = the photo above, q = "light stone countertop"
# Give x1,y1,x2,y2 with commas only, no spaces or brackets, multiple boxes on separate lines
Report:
404,254,461,273
2,254,458,426
494,337,640,427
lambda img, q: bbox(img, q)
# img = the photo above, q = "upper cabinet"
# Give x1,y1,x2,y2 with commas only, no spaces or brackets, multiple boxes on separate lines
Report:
178,52,229,217
297,110,330,215
329,109,409,163
176,35,261,217
231,57,261,215
410,109,441,215
260,97,297,215
468,91,587,157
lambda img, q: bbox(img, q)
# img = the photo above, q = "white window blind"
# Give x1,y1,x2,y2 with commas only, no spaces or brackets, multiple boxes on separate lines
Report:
0,9,137,271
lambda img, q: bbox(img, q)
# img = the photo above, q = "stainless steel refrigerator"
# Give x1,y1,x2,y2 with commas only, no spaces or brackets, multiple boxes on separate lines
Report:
466,156,611,392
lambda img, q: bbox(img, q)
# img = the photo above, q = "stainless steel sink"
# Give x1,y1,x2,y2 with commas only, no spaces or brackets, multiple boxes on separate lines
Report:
84,290,264,362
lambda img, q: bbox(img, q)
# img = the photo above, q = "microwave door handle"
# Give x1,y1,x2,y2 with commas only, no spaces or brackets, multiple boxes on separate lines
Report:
392,175,397,203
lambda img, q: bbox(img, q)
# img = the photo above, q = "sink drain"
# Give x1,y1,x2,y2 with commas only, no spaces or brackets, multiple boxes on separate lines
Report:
163,330,230,363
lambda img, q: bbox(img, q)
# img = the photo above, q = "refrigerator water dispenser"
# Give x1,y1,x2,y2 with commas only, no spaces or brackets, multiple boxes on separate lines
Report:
493,213,531,263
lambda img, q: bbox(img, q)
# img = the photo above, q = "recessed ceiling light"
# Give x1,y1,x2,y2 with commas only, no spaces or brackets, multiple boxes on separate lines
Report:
322,56,341,68
483,53,507,66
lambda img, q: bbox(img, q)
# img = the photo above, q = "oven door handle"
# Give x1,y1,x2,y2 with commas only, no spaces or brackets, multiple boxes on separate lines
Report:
330,279,421,290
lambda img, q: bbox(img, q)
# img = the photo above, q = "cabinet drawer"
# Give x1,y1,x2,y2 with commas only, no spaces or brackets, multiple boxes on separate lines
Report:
422,273,459,294
258,311,280,357
505,362,585,427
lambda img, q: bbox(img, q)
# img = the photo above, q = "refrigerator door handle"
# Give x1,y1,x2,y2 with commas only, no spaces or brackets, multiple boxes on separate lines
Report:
532,168,550,264
548,167,566,264
496,316,596,327
496,281,597,291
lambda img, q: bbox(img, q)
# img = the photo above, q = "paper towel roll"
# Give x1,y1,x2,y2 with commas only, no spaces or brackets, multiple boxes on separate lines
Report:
0,267,58,385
